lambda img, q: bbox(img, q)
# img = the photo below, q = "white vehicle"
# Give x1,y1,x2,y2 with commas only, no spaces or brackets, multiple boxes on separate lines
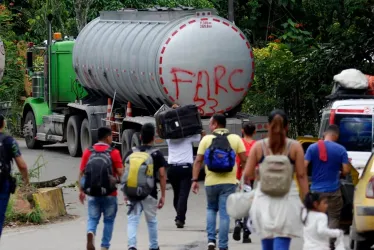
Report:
319,99,374,176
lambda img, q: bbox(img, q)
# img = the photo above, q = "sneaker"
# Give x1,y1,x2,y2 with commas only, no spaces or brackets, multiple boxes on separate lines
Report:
128,248,137,250
242,231,251,243
175,220,185,228
87,232,95,250
233,223,242,241
150,248,160,250
208,241,216,250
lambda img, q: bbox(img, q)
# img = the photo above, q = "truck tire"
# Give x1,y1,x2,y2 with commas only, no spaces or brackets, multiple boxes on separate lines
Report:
131,132,141,148
121,129,135,157
24,111,43,149
80,118,92,152
67,115,82,157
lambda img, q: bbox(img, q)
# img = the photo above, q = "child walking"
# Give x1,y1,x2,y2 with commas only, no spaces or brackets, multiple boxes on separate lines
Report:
302,192,343,250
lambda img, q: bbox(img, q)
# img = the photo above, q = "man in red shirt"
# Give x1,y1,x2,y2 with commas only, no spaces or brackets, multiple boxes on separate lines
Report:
78,127,123,250
233,121,256,244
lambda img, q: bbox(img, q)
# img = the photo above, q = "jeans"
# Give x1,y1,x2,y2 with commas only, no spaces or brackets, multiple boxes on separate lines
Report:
167,163,192,223
206,184,236,249
87,196,118,249
261,237,291,250
127,195,158,249
0,180,10,238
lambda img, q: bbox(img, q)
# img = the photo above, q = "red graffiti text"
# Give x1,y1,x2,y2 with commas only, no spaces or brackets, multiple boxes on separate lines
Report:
170,66,245,114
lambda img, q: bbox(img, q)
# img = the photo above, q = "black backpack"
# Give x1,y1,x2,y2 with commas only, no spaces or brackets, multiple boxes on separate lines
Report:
83,147,117,196
204,133,236,173
0,134,11,184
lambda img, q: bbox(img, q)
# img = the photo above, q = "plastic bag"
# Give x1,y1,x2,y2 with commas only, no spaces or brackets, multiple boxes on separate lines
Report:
333,69,368,89
335,232,345,250
226,189,255,219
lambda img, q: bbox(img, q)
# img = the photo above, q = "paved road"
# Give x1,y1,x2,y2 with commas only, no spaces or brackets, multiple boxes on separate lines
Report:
0,140,351,249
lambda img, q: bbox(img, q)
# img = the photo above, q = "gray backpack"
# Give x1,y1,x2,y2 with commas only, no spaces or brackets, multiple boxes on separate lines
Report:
122,147,158,201
259,139,294,197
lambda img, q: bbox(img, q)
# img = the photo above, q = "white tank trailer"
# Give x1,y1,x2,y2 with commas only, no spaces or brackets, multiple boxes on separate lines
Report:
25,8,267,160
73,8,255,116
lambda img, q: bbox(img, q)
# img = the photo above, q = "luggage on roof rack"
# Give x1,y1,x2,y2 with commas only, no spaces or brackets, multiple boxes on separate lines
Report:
326,83,372,101
327,69,374,101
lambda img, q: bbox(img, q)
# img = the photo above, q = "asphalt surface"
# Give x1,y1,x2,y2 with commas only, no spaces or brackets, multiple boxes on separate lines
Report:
0,140,351,250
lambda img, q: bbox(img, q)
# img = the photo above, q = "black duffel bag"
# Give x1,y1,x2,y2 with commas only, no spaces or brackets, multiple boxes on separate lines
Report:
155,104,202,139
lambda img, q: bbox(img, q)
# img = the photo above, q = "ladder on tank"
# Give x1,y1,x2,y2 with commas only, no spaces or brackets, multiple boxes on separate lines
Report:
101,90,124,146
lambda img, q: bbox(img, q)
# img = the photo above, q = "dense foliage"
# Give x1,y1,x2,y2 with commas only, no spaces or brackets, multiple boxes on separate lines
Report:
0,0,374,136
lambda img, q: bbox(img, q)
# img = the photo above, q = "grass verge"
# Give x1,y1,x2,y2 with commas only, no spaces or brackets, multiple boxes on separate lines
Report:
4,153,47,226
5,195,44,226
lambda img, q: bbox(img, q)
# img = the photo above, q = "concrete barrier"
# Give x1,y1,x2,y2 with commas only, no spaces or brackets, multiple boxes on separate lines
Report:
32,187,66,219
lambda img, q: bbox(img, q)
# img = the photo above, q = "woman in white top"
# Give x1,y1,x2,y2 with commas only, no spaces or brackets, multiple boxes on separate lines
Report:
243,109,309,250
301,192,343,250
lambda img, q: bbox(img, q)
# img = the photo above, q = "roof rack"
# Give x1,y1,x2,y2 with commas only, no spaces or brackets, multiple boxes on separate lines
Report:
326,83,374,101
326,93,374,101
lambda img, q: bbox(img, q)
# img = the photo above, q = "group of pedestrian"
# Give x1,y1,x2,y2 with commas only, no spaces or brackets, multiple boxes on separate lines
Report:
241,110,349,250
77,105,350,250
79,124,167,250
0,103,351,250
190,109,349,250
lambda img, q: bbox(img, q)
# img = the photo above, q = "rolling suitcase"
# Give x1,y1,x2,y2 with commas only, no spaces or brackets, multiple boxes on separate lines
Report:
155,104,202,139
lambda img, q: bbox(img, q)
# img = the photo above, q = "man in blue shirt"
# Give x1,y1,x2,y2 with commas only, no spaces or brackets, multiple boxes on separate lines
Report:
304,125,350,249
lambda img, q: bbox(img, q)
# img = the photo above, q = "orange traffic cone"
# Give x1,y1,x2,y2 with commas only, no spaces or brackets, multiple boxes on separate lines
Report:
126,102,132,117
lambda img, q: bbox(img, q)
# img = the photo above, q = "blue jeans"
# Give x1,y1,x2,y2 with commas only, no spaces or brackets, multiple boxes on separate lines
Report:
206,184,236,249
127,196,158,249
0,180,10,238
87,196,118,249
261,237,291,250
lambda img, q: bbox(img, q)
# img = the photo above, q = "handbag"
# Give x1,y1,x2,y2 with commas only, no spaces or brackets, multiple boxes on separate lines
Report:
226,188,255,220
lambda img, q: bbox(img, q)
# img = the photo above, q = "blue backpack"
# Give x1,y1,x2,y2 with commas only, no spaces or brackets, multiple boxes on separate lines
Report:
204,133,236,173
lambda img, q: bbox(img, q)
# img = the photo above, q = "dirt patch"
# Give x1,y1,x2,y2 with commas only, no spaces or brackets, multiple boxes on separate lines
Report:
4,213,77,229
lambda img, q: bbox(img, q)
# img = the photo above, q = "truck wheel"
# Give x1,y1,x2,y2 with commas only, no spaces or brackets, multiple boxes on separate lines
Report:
67,115,82,157
121,129,135,157
24,111,42,149
131,132,141,148
80,118,92,152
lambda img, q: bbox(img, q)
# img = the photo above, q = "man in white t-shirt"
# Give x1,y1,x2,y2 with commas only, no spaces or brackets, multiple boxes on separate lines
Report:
167,104,205,229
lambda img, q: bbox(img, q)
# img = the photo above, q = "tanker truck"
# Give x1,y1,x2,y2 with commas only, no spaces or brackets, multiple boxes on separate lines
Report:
22,7,268,158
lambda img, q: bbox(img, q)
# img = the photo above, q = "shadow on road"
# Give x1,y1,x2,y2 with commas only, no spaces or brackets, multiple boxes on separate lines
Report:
42,145,70,155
